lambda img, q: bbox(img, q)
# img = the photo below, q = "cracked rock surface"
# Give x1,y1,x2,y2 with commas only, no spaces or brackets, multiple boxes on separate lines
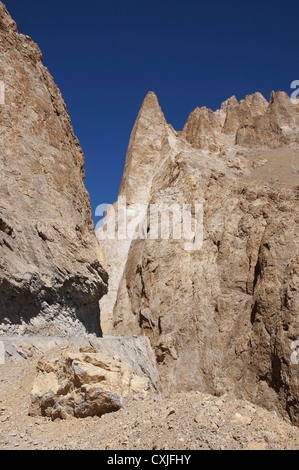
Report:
98,93,299,425
0,2,107,336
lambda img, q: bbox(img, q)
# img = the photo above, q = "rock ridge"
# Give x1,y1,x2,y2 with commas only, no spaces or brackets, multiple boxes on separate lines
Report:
181,90,299,154
98,90,299,426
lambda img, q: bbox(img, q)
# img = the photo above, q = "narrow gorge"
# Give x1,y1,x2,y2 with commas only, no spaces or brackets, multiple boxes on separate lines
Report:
0,1,298,450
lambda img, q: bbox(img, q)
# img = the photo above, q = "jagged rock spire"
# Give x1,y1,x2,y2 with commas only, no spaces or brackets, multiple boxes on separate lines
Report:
118,91,167,205
182,90,299,151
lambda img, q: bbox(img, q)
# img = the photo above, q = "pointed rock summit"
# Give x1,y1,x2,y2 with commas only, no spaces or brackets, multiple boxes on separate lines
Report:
182,90,299,152
139,91,162,112
118,91,168,205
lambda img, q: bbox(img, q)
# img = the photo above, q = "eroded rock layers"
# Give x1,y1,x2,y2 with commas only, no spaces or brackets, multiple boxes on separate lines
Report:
0,3,108,336
98,91,299,425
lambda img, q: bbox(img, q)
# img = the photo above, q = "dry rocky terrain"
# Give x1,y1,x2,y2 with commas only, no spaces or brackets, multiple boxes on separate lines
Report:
0,347,299,451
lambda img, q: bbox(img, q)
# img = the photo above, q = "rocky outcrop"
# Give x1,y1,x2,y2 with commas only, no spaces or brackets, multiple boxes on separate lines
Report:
2,356,299,449
181,91,299,153
98,92,174,331
0,2,108,336
0,334,162,400
29,349,151,420
98,91,299,425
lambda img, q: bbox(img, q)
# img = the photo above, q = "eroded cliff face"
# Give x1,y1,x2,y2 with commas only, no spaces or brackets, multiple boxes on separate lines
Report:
181,90,299,152
98,90,299,425
0,3,108,336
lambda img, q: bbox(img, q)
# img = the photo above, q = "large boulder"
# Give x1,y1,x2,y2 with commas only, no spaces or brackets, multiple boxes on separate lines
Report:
30,349,151,420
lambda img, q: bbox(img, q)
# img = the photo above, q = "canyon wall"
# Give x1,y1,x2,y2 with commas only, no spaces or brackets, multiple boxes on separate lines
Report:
98,91,299,425
0,3,108,336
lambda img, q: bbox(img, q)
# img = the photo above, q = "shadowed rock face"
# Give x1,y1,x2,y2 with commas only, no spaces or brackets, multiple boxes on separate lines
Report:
98,91,299,425
0,3,108,336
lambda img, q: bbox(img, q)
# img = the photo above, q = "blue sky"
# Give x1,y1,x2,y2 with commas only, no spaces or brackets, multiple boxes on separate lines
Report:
4,0,298,225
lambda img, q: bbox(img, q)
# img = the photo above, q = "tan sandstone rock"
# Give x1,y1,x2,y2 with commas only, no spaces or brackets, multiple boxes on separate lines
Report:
30,350,151,420
98,91,299,426
0,2,108,336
